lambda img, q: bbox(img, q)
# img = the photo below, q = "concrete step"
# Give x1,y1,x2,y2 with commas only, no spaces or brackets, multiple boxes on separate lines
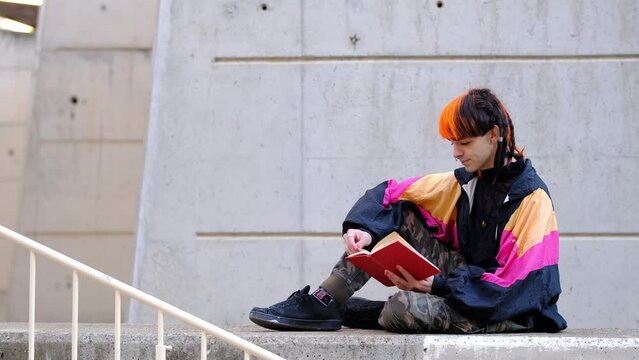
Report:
0,323,638,359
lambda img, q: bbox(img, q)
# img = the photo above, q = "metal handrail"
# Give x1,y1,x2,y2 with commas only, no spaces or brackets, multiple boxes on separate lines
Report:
0,224,285,360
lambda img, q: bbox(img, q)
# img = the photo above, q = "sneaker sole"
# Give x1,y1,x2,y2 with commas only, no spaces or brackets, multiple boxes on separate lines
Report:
249,310,341,331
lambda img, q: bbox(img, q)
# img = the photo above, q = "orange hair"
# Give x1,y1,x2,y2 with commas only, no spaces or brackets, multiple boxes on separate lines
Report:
438,94,465,141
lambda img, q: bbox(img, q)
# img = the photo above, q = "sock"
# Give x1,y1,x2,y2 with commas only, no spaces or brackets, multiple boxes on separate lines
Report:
319,274,354,305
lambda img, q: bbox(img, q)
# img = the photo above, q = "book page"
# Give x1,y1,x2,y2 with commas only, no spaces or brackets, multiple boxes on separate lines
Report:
348,249,371,257
372,231,431,261
371,232,401,252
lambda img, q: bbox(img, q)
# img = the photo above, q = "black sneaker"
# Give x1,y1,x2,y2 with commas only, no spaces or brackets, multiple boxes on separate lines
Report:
249,285,342,331
341,297,385,330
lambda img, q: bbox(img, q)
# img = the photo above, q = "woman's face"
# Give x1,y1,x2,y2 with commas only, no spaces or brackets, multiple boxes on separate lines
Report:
451,126,499,173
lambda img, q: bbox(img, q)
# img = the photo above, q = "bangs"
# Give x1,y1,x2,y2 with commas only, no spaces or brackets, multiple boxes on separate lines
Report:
438,92,486,141
438,94,463,140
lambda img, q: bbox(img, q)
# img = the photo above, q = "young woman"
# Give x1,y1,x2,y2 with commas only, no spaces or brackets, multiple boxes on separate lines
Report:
250,88,567,333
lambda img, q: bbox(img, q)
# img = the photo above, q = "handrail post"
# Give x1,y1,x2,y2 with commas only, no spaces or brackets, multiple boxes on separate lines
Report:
29,251,35,360
115,290,121,360
201,332,207,360
72,270,79,360
155,310,172,360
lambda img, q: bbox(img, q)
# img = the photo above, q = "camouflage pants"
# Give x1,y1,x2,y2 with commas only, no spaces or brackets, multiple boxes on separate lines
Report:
327,206,529,334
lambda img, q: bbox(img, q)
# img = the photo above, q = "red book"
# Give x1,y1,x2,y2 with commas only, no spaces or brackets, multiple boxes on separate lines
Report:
346,232,440,287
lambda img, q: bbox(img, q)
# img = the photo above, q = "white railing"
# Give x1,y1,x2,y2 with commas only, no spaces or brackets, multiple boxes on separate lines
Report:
0,224,285,360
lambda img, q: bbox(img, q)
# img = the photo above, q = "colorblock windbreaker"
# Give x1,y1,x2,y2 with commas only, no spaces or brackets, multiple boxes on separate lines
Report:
343,159,567,332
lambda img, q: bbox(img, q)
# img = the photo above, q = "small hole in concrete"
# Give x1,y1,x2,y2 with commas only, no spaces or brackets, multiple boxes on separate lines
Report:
8,149,15,157
350,34,360,46
70,96,78,105
100,4,107,11
260,3,268,11
436,1,444,8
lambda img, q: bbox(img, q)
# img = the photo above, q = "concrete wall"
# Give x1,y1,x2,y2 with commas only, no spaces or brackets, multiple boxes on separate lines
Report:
0,32,36,321
6,0,157,322
131,0,639,328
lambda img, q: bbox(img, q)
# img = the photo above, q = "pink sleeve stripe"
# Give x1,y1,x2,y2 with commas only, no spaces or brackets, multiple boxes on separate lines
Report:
480,230,559,288
382,177,422,207
495,229,519,265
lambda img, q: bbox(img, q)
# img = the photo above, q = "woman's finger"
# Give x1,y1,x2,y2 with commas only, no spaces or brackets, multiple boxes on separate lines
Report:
385,270,407,289
396,266,416,282
343,233,357,254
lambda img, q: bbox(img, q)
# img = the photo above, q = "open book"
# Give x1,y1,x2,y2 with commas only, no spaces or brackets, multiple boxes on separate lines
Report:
346,231,440,287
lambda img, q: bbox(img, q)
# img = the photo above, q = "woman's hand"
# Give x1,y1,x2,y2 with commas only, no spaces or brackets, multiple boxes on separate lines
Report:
343,229,373,255
385,266,434,293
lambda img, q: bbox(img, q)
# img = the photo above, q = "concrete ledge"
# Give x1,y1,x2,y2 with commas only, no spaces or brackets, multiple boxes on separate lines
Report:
421,330,639,359
0,323,638,359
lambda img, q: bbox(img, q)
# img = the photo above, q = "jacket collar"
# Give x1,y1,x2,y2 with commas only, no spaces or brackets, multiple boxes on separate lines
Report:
453,158,542,203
